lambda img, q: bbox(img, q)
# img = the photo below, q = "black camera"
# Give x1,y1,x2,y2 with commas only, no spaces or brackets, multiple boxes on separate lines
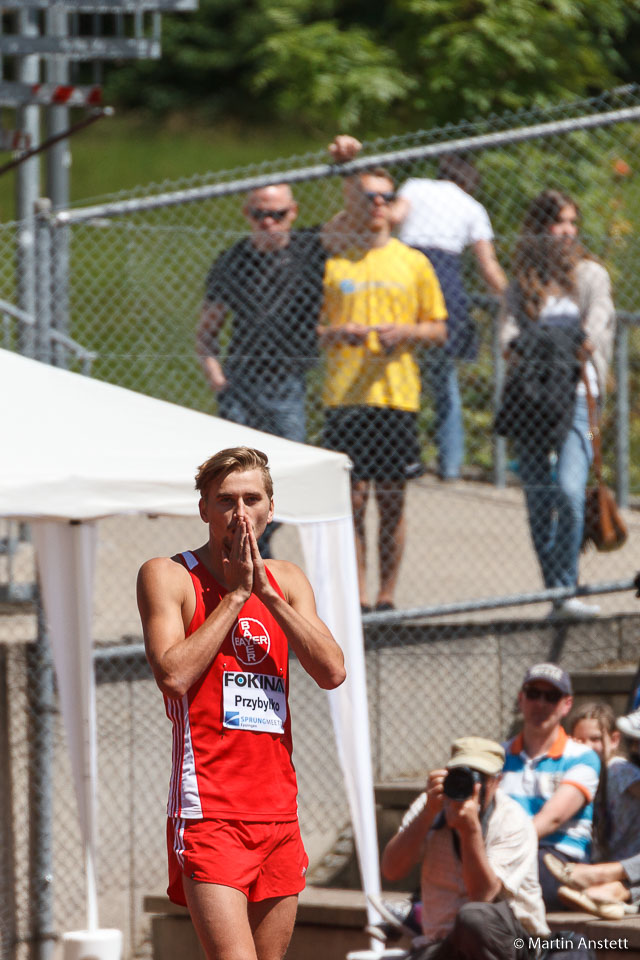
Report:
443,766,483,801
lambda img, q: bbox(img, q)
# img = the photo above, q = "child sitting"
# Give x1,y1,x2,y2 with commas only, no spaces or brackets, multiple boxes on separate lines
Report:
544,701,640,918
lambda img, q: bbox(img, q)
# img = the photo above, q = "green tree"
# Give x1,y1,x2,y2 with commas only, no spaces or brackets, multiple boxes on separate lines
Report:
391,0,638,122
104,0,640,133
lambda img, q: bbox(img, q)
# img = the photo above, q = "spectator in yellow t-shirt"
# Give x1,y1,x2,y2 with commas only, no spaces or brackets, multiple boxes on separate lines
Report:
319,168,447,612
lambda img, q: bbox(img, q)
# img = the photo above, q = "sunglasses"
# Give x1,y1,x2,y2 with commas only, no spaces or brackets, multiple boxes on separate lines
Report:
248,207,291,222
523,686,564,704
363,190,396,203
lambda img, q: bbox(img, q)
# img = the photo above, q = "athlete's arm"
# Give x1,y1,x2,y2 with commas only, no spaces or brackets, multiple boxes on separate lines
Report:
196,301,228,393
248,526,346,690
138,524,254,699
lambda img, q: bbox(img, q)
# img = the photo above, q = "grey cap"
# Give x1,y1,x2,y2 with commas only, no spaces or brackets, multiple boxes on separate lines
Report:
522,662,572,696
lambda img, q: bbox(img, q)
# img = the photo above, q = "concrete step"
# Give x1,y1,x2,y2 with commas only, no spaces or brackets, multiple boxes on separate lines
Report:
309,663,638,892
144,890,640,960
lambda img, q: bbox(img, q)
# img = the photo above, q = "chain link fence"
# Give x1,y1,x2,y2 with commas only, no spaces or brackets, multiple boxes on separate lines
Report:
1,86,640,958
30,85,640,615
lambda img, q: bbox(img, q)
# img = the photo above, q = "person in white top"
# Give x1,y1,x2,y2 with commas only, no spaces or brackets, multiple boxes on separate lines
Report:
500,189,616,619
380,737,554,960
394,157,507,479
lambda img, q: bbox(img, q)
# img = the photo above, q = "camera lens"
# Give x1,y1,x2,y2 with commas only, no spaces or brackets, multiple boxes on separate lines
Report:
443,766,482,801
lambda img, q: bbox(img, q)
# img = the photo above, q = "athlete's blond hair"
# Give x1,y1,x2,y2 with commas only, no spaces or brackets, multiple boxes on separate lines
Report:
195,447,273,500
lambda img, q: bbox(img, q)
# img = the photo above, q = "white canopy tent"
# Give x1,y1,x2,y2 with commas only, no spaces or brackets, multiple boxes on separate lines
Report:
0,348,381,938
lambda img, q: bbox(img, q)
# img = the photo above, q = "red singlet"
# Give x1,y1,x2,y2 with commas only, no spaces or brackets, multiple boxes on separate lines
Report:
165,550,299,821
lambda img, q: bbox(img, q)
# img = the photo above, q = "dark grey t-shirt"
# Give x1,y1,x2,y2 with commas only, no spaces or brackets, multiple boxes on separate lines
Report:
204,227,328,375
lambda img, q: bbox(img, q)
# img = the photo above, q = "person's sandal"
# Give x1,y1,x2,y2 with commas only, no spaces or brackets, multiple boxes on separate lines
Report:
543,852,580,889
557,886,626,920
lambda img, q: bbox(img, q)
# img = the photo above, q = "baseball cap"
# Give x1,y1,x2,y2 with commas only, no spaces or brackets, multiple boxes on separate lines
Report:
446,737,505,776
522,662,572,696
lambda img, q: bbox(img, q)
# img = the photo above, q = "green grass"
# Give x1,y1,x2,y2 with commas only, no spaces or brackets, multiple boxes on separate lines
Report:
0,111,333,220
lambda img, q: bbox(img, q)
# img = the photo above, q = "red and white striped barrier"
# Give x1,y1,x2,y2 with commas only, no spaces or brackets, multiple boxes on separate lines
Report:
0,82,103,108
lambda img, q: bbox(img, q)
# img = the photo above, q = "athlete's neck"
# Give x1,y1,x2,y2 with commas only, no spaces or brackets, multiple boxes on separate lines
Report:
195,542,226,586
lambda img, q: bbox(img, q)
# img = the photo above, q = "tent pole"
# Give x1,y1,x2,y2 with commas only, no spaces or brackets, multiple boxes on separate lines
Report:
26,594,56,960
85,843,99,932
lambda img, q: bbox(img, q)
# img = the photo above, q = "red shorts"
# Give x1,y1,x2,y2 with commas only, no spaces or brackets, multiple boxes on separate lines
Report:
167,817,308,905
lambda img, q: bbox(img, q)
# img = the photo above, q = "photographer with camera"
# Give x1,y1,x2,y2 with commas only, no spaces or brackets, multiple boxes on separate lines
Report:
380,737,552,959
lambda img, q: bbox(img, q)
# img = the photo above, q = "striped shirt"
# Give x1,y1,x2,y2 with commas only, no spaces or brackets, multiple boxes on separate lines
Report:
501,728,600,861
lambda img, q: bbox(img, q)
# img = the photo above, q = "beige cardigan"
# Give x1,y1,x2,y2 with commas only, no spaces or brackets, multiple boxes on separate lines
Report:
500,258,616,398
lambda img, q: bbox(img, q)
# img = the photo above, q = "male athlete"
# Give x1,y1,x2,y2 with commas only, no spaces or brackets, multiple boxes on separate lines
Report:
137,446,346,960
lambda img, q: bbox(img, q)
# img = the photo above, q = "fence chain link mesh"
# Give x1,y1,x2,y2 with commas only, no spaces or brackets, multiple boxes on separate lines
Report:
1,87,640,958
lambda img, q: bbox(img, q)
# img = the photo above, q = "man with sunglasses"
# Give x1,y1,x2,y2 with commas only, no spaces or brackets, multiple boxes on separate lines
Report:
501,663,601,910
319,168,447,611
196,137,359,555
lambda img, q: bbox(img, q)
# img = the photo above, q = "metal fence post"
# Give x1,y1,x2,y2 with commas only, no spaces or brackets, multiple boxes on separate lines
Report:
15,8,40,360
28,197,57,960
34,200,53,366
50,220,70,369
615,320,630,508
26,600,56,960
46,5,71,370
0,644,17,960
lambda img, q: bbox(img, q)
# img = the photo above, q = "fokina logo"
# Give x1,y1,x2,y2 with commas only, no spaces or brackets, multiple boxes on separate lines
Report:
232,617,271,665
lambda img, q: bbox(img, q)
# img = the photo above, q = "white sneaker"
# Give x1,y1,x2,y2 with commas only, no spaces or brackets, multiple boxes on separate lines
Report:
366,894,421,939
551,597,600,620
616,707,640,741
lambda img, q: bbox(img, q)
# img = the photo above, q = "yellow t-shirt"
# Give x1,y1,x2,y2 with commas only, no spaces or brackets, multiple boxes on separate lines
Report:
321,238,447,411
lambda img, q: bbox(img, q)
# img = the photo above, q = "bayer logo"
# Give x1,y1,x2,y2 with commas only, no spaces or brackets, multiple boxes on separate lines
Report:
231,617,271,665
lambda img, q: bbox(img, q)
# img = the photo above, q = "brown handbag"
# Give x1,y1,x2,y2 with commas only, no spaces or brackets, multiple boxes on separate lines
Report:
581,370,628,552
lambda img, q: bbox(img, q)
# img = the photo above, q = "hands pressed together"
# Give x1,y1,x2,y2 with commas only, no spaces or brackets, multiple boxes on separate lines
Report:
221,516,275,602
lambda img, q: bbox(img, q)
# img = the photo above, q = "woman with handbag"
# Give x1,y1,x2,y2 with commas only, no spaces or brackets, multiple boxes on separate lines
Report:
500,189,616,618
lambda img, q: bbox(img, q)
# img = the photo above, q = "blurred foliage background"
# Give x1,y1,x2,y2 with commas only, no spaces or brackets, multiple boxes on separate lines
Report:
99,0,640,134
1,1,640,205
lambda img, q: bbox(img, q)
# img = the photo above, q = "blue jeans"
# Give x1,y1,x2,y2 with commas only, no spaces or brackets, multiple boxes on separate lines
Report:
218,368,307,557
517,394,593,589
422,349,464,480
218,368,307,443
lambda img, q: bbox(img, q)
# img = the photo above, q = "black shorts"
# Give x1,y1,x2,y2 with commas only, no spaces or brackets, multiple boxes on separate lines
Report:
323,406,419,482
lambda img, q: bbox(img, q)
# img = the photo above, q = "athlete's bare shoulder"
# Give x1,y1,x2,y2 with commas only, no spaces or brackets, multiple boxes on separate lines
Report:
137,555,192,604
139,554,189,580
265,558,313,605
265,557,304,581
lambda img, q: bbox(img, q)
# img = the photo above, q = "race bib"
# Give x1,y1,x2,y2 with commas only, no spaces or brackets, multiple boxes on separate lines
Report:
222,671,287,734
